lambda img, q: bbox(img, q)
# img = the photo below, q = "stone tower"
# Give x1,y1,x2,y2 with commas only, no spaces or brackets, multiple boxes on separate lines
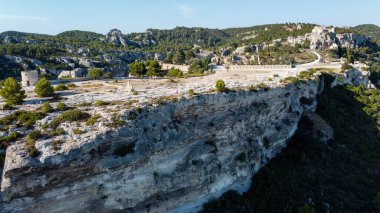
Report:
21,70,39,87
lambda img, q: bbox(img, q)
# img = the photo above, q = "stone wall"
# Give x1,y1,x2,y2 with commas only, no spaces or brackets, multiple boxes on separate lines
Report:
229,64,292,71
161,63,189,72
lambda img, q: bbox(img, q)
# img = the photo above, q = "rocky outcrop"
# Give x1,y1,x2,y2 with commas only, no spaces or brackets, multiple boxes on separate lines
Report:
58,68,87,79
101,29,140,47
0,79,321,213
287,26,369,50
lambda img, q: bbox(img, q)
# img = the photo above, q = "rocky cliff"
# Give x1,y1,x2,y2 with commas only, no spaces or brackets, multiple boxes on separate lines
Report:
1,70,372,212
0,78,322,212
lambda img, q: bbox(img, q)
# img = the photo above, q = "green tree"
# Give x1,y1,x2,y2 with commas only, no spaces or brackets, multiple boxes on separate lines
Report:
0,77,26,105
87,68,103,79
41,102,53,113
145,60,161,77
129,61,146,77
167,68,183,78
185,50,196,61
34,78,54,97
215,79,226,92
173,50,185,64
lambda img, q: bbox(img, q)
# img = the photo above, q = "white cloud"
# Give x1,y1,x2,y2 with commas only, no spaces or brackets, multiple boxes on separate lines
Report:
0,15,48,21
177,4,194,18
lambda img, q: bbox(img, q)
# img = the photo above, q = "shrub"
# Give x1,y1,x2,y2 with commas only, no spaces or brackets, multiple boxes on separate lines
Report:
188,89,196,96
1,103,15,110
297,70,314,79
215,80,226,92
87,68,103,79
167,68,183,78
86,114,101,126
0,77,26,105
257,83,269,91
56,102,67,111
73,128,83,135
0,110,46,128
114,142,135,157
281,76,302,84
51,140,64,151
54,84,69,91
341,62,354,72
67,83,76,88
26,130,42,143
132,91,138,96
50,110,90,129
34,78,54,97
51,127,65,136
95,100,109,107
0,132,21,149
41,102,53,113
104,72,113,79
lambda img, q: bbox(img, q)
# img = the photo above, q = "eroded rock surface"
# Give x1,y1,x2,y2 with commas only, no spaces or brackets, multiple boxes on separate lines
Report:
0,80,321,212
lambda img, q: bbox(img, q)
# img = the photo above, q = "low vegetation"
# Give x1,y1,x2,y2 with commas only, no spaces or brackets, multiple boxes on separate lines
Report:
54,84,69,91
50,109,90,129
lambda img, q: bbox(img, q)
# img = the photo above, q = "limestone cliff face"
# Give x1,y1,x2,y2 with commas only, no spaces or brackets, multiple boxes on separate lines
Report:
1,80,322,212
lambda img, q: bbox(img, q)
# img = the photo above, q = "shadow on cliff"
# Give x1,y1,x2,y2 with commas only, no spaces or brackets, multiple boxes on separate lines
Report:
202,77,380,212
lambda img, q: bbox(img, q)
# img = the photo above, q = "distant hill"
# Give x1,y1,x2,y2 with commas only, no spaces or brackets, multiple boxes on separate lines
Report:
353,24,380,42
56,30,103,41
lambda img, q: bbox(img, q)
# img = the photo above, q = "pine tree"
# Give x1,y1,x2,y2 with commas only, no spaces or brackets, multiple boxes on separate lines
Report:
0,77,26,105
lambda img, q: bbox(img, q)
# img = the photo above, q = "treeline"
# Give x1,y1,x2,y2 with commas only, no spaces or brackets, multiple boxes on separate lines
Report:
0,44,66,60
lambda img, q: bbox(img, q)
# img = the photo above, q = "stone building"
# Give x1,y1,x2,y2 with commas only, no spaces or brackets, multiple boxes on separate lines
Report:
21,70,39,87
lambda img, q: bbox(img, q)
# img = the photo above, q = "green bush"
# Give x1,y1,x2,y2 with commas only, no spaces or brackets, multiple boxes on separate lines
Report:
94,100,109,107
73,128,83,135
167,68,183,78
50,109,90,129
86,114,101,126
51,140,64,151
25,130,42,143
0,110,45,128
0,132,21,149
67,83,76,88
41,102,53,113
257,82,269,91
281,76,303,84
87,68,103,79
132,91,138,95
54,84,69,91
1,103,15,110
34,78,55,97
51,127,65,136
0,77,26,105
188,89,196,96
56,102,67,111
215,80,226,92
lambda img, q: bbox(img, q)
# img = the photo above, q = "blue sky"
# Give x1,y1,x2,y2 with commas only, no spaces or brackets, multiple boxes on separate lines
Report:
0,0,379,35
